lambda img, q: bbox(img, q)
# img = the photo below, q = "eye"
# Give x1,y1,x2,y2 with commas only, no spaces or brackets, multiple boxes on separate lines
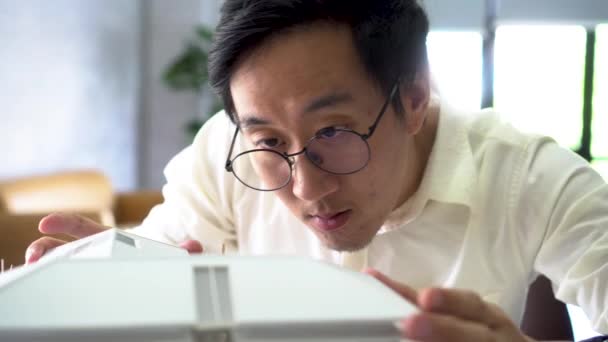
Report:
254,137,284,149
316,126,344,138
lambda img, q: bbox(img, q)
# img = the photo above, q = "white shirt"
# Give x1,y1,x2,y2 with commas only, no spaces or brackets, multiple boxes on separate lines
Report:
132,98,608,332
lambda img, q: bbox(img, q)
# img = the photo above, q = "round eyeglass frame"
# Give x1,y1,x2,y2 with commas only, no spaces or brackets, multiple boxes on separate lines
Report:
225,80,401,192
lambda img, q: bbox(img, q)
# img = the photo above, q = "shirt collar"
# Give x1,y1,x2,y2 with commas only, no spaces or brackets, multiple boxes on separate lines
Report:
424,97,477,206
384,96,477,229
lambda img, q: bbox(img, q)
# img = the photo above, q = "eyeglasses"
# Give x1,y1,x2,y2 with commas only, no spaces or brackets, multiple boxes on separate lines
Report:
225,81,400,191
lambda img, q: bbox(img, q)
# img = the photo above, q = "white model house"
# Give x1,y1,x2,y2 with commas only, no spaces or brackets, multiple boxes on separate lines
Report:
0,229,416,341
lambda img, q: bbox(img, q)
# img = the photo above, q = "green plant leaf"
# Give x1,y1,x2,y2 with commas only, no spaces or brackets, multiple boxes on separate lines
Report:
163,24,224,136
195,25,214,43
163,43,208,91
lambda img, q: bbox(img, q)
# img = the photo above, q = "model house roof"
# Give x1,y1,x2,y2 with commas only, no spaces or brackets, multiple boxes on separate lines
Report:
0,229,415,341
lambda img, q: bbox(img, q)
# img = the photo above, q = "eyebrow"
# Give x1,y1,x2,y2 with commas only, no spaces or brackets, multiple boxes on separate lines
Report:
238,91,354,129
239,116,271,129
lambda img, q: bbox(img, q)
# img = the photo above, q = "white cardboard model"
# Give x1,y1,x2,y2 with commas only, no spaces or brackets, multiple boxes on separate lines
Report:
0,229,416,342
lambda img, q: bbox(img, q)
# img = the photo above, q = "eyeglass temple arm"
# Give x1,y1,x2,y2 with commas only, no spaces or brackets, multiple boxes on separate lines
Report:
364,80,401,139
225,125,240,171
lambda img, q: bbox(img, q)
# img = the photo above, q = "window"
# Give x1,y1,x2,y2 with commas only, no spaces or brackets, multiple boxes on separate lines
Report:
494,25,587,150
593,160,608,182
427,31,483,111
568,304,600,341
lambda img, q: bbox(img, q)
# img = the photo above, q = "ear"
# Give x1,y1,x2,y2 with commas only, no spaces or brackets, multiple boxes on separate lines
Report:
400,68,431,135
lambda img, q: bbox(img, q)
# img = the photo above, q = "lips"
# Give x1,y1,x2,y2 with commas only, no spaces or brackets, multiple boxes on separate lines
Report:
308,209,352,232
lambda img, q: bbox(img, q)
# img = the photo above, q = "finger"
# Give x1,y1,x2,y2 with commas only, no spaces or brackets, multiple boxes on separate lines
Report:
39,213,106,238
179,239,204,254
363,268,418,304
25,236,68,264
399,312,496,342
417,288,510,329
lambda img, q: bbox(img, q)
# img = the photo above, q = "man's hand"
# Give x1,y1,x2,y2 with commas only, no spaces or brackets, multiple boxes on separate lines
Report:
25,213,203,264
365,269,534,342
25,213,106,264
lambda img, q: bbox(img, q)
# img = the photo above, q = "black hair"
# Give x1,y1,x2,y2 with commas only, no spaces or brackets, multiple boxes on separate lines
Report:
208,0,430,122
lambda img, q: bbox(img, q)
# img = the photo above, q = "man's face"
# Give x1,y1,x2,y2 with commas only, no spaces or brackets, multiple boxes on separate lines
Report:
230,24,428,251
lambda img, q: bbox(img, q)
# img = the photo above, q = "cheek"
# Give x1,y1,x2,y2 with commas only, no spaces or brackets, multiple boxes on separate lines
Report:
274,186,294,204
273,184,307,215
362,144,405,200
339,165,381,202
365,166,384,201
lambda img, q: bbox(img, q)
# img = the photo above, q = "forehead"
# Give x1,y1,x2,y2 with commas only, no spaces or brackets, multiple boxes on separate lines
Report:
229,23,376,121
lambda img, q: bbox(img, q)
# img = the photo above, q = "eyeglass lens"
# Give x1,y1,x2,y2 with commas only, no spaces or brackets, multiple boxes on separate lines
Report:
230,129,370,191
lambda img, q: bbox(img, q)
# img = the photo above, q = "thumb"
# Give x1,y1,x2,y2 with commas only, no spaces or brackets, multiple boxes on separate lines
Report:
179,239,204,254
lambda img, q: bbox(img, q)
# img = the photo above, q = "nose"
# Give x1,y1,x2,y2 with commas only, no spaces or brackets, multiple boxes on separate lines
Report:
291,153,339,202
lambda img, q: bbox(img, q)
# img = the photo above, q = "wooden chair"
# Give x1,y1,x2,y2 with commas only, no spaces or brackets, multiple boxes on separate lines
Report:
0,213,101,268
113,190,164,227
0,170,164,267
0,170,115,226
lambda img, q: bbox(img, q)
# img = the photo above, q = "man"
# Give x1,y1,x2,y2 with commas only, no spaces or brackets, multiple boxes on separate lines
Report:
26,1,608,341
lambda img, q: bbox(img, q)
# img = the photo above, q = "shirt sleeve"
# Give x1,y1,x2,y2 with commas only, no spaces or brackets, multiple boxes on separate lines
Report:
128,113,239,254
515,138,608,333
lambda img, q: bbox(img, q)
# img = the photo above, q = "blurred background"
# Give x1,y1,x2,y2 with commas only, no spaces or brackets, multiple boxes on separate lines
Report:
0,0,606,190
0,0,222,191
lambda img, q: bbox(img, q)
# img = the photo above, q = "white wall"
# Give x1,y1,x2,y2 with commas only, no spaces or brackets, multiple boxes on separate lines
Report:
498,0,608,26
423,0,485,30
0,0,223,190
0,0,140,190
138,0,222,189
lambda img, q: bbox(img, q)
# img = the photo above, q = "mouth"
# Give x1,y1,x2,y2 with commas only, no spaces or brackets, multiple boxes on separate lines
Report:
307,209,352,232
